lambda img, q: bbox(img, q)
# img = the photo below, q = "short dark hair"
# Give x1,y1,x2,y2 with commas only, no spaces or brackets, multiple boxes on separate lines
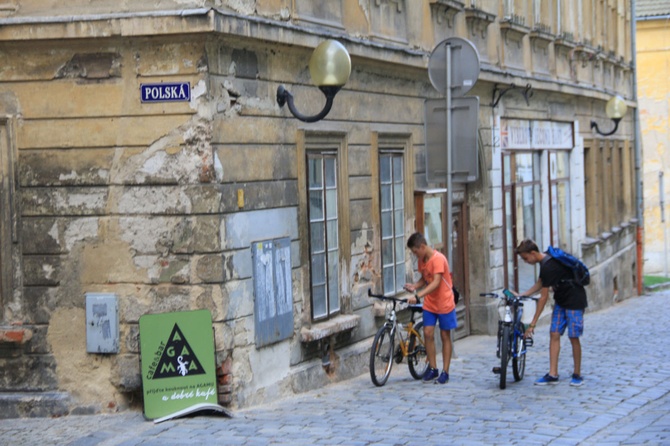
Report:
515,239,540,255
407,232,427,249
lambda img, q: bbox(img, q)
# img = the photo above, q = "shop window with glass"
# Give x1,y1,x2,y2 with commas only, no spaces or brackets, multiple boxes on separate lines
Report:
504,151,542,292
380,152,406,296
500,119,575,292
549,151,571,250
308,152,340,320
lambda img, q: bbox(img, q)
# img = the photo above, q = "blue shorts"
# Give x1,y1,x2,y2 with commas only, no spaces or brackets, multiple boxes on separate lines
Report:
422,309,457,330
550,304,584,338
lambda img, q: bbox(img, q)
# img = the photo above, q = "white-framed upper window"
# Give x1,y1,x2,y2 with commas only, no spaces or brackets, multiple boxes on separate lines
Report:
549,150,571,250
380,151,406,296
307,151,340,320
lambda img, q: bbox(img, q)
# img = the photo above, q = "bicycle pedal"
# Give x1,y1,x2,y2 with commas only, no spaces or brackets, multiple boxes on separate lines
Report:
393,346,403,363
492,367,501,374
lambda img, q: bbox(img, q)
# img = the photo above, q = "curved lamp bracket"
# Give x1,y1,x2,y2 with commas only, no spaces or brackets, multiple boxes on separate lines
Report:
590,118,621,136
276,85,342,123
491,83,533,108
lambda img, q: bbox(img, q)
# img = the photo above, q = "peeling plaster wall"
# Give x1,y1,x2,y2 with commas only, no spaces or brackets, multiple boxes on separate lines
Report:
3,36,221,414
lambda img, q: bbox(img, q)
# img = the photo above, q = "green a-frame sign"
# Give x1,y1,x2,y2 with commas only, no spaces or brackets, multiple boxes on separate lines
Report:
139,309,228,422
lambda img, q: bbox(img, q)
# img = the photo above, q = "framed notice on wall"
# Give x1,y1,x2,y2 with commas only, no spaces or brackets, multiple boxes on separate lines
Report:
139,309,230,422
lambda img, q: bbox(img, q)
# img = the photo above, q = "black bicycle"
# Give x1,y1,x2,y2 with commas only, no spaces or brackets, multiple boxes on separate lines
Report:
480,289,538,389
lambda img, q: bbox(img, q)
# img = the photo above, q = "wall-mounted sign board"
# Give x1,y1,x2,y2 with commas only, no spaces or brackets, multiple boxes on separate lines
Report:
140,82,191,103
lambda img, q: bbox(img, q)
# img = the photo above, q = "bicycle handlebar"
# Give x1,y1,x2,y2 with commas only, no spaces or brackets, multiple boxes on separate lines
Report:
367,288,410,303
479,291,539,301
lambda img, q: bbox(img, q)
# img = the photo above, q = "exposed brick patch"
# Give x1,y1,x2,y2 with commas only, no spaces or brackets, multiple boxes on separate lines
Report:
0,327,33,345
216,357,233,406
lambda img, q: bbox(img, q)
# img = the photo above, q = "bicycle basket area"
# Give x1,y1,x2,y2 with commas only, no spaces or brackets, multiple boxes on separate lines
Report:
497,299,507,320
379,301,415,324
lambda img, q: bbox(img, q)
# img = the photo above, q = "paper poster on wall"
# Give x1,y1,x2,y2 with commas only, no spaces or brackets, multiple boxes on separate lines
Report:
139,309,230,423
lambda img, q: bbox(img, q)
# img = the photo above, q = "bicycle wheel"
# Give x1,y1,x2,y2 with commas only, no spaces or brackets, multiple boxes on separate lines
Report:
513,327,526,381
370,324,394,387
499,325,511,389
407,321,429,379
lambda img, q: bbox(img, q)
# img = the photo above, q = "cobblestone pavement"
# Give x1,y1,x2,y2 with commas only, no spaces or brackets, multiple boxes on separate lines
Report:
2,292,669,446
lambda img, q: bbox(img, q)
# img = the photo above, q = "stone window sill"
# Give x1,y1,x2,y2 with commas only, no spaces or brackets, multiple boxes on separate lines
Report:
300,314,360,343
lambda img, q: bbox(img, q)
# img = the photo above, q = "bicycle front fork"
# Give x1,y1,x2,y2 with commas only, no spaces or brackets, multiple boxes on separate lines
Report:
496,321,504,358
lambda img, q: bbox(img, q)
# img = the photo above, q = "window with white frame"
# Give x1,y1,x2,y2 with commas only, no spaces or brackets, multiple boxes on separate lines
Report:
503,151,542,292
549,151,571,250
307,152,340,320
0,120,16,319
380,152,406,296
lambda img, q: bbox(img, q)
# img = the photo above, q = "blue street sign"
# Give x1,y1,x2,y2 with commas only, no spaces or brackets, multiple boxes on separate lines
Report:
141,82,191,103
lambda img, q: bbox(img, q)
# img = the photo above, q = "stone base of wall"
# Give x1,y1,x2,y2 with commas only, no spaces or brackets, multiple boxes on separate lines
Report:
234,338,371,409
0,392,73,419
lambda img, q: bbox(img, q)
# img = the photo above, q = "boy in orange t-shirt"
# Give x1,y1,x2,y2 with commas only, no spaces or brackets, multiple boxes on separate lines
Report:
404,232,456,384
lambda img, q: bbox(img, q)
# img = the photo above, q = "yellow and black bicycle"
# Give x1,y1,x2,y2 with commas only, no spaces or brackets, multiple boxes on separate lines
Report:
367,289,429,386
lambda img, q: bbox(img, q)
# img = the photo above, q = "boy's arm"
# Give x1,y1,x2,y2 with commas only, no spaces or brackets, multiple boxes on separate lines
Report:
521,278,543,297
525,286,550,336
417,273,442,299
404,278,425,291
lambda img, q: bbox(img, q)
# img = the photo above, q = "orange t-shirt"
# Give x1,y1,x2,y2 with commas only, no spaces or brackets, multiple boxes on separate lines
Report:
418,251,455,314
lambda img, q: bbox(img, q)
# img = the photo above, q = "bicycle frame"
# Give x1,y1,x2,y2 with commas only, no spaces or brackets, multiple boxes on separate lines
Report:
368,289,429,386
481,290,537,389
377,295,425,356
497,296,525,358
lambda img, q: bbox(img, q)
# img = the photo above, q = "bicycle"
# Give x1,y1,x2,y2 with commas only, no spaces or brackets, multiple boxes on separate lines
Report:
367,289,429,386
480,289,539,389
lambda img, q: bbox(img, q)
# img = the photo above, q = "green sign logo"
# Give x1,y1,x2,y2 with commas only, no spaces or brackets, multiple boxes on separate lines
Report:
140,310,224,421
151,324,205,379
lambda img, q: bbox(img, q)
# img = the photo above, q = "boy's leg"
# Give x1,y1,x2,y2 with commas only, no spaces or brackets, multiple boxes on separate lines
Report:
423,324,437,368
569,337,582,376
435,311,457,374
566,309,584,376
549,332,561,376
549,305,568,377
440,328,452,373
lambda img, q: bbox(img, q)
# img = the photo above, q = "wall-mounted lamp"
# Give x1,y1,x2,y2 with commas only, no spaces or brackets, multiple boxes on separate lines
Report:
590,95,627,136
276,39,352,123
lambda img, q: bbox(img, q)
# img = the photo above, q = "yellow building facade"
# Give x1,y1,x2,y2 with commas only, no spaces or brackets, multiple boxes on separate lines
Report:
637,4,670,275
